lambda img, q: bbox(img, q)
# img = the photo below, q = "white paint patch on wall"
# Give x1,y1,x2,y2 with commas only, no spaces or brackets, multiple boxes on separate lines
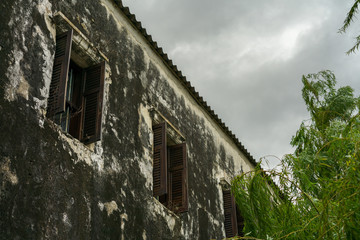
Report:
98,201,104,211
98,200,119,216
5,0,35,102
36,0,55,39
62,212,72,227
4,48,27,102
0,157,19,197
137,104,154,188
142,230,147,240
32,24,54,118
120,213,129,240
138,158,152,189
104,201,118,216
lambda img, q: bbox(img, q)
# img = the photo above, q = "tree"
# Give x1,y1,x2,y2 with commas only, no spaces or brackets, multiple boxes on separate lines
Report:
340,0,360,54
232,71,360,239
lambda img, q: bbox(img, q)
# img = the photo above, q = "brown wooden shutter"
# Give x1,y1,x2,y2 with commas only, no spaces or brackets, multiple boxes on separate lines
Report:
47,30,73,118
223,190,238,237
168,143,188,213
80,61,105,144
152,123,168,197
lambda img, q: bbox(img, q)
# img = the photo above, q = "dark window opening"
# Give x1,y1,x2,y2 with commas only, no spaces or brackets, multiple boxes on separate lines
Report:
236,205,245,237
152,122,188,213
47,29,105,144
54,61,82,138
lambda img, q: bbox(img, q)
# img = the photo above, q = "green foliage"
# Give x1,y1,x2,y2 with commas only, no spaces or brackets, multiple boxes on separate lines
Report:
339,0,360,54
232,71,360,239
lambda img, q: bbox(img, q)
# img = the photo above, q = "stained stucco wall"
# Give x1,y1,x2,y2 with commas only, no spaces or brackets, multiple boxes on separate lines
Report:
0,0,255,239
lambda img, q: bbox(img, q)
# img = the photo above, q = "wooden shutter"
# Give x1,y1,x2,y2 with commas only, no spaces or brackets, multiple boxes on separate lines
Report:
223,190,238,237
47,30,73,118
80,61,105,144
168,143,188,213
152,123,168,196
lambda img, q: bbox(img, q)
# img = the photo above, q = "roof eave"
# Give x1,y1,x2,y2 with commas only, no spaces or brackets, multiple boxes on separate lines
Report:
112,0,258,167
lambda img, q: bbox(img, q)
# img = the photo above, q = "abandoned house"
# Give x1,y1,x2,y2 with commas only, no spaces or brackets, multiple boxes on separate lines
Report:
0,0,257,239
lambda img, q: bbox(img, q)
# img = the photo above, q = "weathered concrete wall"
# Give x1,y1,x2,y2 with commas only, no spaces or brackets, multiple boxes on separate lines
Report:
0,0,255,239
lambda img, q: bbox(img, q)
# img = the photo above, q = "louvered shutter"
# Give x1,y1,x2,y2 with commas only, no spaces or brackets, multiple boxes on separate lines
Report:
152,123,168,196
168,143,188,213
80,61,105,144
223,190,238,237
47,30,73,118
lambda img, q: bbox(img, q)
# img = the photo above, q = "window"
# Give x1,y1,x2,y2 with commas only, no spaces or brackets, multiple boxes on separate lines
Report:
152,122,188,213
223,189,244,238
47,29,105,144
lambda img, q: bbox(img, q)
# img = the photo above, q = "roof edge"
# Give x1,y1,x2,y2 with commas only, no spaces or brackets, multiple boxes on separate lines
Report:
112,0,258,167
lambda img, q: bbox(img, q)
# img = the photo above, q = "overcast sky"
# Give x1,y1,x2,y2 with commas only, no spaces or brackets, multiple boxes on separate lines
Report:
122,0,360,168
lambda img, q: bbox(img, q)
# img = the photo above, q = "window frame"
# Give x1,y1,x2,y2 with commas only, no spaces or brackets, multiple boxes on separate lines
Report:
152,121,188,214
47,26,106,144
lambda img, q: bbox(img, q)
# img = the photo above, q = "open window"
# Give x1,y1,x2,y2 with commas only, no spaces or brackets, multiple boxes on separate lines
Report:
152,122,188,213
47,23,106,144
222,189,244,238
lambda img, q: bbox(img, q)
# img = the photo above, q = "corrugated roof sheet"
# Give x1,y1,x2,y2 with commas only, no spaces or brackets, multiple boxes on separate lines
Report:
113,0,257,167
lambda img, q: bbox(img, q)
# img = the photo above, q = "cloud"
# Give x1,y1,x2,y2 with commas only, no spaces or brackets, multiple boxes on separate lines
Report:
123,0,360,168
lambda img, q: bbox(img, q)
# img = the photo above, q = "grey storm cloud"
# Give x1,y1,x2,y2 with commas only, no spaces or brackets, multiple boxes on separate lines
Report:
123,0,360,168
